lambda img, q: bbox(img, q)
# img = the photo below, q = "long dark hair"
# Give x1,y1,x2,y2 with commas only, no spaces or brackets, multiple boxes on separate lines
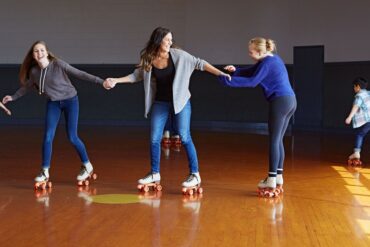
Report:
138,27,175,72
19,41,56,85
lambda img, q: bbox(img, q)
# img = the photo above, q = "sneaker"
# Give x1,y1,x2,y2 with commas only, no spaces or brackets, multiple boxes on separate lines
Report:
138,172,161,185
258,177,276,189
276,174,283,185
77,162,93,181
182,172,201,187
35,168,49,182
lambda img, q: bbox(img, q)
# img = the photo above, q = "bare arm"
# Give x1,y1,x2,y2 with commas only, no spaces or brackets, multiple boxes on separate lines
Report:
345,105,359,124
204,63,231,80
104,68,143,89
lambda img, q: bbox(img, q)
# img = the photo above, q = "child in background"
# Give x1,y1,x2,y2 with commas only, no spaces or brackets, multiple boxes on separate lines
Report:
345,77,370,165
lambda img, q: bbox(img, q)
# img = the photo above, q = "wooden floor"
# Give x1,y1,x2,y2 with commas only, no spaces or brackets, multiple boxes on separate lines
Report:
1,126,370,247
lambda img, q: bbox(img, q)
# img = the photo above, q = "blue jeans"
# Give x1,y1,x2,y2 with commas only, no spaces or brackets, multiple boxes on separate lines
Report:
354,122,370,152
42,95,89,168
150,100,198,173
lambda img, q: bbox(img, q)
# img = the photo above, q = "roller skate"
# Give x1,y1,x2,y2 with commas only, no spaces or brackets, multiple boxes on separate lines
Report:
171,135,181,152
347,152,362,167
34,168,52,190
275,174,284,194
182,173,203,195
77,162,97,186
137,172,162,192
257,177,280,198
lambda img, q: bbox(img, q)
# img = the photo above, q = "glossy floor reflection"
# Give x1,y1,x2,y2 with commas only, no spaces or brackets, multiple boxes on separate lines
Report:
0,126,369,247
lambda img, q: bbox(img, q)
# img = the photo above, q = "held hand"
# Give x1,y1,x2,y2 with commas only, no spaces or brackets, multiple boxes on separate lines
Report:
103,78,116,90
2,95,13,104
0,102,11,116
345,117,352,125
220,72,231,81
223,65,236,73
107,78,117,89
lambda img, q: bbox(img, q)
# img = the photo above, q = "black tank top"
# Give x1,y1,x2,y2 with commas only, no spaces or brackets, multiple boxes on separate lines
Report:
152,54,175,102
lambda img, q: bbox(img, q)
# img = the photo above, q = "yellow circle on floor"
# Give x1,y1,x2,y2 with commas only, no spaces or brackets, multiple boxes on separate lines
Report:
90,194,140,204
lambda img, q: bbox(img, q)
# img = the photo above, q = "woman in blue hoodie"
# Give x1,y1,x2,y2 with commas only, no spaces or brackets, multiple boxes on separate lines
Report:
219,37,296,196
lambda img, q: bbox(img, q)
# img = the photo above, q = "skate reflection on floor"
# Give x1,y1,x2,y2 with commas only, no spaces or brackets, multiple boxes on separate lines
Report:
182,193,202,214
258,196,284,224
138,191,162,208
77,186,97,206
34,187,52,208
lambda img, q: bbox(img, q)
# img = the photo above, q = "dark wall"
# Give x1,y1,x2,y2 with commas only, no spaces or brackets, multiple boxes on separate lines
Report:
1,62,370,132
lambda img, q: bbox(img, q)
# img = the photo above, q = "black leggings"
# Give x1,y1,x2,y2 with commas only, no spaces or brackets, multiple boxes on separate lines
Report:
268,95,297,175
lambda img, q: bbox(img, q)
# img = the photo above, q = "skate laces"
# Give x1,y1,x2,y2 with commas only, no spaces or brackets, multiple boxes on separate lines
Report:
142,172,154,180
185,174,196,183
78,166,87,176
37,170,47,178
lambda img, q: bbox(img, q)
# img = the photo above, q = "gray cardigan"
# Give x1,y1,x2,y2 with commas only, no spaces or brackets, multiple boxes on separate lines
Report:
128,48,207,118
12,59,104,101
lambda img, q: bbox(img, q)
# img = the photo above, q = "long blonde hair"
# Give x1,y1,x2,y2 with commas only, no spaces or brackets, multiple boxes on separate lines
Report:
19,41,56,85
138,27,176,72
249,37,277,54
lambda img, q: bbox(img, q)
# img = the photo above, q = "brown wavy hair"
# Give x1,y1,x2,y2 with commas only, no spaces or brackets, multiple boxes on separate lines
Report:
19,41,56,85
138,27,176,72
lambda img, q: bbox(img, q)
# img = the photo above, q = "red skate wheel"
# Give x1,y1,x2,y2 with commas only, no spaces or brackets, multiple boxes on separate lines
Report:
137,184,143,190
47,181,52,188
182,188,187,194
92,173,97,180
84,180,89,186
156,184,162,191
198,187,203,194
143,186,149,192
77,181,83,186
188,189,194,195
41,183,46,190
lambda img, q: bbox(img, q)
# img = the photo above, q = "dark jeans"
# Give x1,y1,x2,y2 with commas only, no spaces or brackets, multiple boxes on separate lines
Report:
42,95,89,168
354,122,370,151
268,95,297,174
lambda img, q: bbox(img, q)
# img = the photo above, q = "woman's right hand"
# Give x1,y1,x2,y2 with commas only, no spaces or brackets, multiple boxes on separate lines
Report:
2,95,13,104
223,65,236,73
103,78,117,89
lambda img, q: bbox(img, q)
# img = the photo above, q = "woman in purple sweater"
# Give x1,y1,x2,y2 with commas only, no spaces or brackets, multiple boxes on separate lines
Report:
219,37,296,196
2,41,109,188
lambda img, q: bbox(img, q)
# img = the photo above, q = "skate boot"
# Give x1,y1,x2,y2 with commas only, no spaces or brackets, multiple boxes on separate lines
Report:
276,174,284,194
34,168,52,190
348,151,362,167
171,135,181,152
161,130,171,147
137,172,162,192
77,162,97,186
182,172,203,195
257,177,279,197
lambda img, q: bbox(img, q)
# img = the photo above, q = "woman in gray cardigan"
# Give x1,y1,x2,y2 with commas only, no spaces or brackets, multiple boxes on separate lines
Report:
107,27,230,192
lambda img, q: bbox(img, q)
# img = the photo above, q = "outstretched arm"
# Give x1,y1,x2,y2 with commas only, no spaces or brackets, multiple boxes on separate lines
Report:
104,68,144,89
0,102,11,115
204,63,231,81
345,105,359,125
